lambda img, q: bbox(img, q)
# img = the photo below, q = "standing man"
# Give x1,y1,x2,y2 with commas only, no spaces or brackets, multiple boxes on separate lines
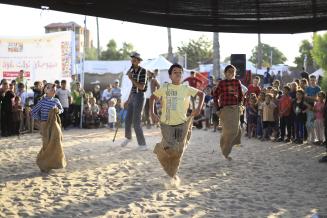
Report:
56,80,71,130
15,69,28,91
121,52,148,150
182,71,203,109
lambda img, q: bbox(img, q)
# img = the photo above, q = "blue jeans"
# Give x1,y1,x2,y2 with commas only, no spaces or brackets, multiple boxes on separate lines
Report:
256,116,263,137
294,120,304,139
124,92,146,145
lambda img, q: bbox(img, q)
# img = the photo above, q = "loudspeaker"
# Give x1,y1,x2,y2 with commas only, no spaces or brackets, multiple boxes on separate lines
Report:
230,54,246,80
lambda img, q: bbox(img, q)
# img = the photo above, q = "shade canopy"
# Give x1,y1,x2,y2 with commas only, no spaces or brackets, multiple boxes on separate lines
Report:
1,0,327,33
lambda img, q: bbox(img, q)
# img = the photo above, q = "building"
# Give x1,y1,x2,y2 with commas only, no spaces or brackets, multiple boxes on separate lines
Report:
45,22,93,61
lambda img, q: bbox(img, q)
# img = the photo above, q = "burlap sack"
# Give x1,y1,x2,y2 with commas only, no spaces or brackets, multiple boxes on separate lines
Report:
219,105,241,158
36,108,66,172
153,116,193,177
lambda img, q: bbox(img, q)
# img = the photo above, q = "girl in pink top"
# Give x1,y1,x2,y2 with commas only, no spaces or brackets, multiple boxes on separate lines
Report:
314,91,326,144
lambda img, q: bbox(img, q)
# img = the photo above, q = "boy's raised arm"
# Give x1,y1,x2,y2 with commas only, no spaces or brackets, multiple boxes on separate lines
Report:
149,94,160,123
191,90,205,117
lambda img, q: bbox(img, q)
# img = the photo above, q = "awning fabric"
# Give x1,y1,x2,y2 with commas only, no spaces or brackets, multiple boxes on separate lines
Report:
1,0,327,33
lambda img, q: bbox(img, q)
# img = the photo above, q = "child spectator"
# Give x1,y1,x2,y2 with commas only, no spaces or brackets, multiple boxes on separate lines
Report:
108,98,117,130
305,75,321,104
12,96,23,135
182,71,203,109
203,87,213,130
261,93,276,141
0,80,15,137
246,76,261,97
289,82,298,100
32,81,44,106
293,90,307,144
300,78,308,91
16,82,29,132
305,101,315,144
246,94,258,138
56,80,71,129
314,91,326,145
276,86,292,142
90,97,100,128
71,82,85,127
256,92,265,139
99,102,109,127
82,98,92,128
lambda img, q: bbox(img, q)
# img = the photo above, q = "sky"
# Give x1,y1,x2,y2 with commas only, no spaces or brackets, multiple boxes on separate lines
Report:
0,3,320,66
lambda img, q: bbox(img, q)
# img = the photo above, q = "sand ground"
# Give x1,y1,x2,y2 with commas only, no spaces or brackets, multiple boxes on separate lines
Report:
0,127,326,217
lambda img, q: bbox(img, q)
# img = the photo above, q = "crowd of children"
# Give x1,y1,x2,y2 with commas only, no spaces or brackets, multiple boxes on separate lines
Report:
243,75,326,146
1,69,326,156
0,71,124,136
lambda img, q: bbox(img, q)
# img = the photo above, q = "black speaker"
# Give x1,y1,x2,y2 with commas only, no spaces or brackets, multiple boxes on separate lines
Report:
230,54,246,80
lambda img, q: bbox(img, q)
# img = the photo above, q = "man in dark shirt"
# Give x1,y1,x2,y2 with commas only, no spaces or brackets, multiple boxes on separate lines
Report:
121,52,148,150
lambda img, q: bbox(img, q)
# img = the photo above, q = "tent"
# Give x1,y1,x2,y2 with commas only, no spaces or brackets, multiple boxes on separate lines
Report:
77,60,131,101
78,56,181,102
310,68,324,78
141,55,173,84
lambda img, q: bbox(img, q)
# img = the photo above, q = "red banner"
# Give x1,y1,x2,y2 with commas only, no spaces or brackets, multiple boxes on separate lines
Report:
3,71,30,78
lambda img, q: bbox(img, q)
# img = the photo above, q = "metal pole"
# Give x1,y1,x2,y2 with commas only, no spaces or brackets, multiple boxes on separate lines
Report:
96,17,100,59
184,53,187,69
80,15,87,128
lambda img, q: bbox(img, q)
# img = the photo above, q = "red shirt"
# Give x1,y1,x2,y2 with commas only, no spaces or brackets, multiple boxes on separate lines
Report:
279,95,292,116
246,84,261,97
213,79,243,108
183,77,202,88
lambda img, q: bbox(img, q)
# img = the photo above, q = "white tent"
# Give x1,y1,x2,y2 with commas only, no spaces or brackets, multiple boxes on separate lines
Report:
310,68,324,77
78,56,178,102
77,60,131,101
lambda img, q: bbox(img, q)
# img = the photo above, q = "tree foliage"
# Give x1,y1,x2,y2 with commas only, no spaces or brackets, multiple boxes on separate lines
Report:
249,43,287,67
312,33,327,91
85,46,98,60
100,39,134,60
177,36,213,69
293,39,316,73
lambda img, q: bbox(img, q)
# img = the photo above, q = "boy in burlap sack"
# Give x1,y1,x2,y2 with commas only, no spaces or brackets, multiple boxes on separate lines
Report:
150,63,204,179
32,83,66,173
213,65,243,161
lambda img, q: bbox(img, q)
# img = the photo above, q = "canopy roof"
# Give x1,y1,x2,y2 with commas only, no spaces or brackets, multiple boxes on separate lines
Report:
1,0,327,33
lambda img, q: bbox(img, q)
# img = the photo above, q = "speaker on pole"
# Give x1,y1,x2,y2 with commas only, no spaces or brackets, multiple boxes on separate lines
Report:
230,54,246,81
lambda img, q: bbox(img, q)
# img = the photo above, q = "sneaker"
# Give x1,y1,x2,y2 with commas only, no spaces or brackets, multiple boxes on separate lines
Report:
296,139,303,144
138,145,149,151
319,156,327,163
276,138,284,142
121,139,132,147
284,138,291,143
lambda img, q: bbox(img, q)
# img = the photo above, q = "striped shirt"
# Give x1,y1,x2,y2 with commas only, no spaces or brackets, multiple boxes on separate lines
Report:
32,97,63,121
131,67,147,93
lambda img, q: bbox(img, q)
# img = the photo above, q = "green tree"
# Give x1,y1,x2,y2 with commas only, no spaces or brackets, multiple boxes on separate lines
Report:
249,43,287,67
294,40,317,73
177,36,213,69
100,39,134,60
223,56,230,63
312,33,327,91
85,46,98,60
